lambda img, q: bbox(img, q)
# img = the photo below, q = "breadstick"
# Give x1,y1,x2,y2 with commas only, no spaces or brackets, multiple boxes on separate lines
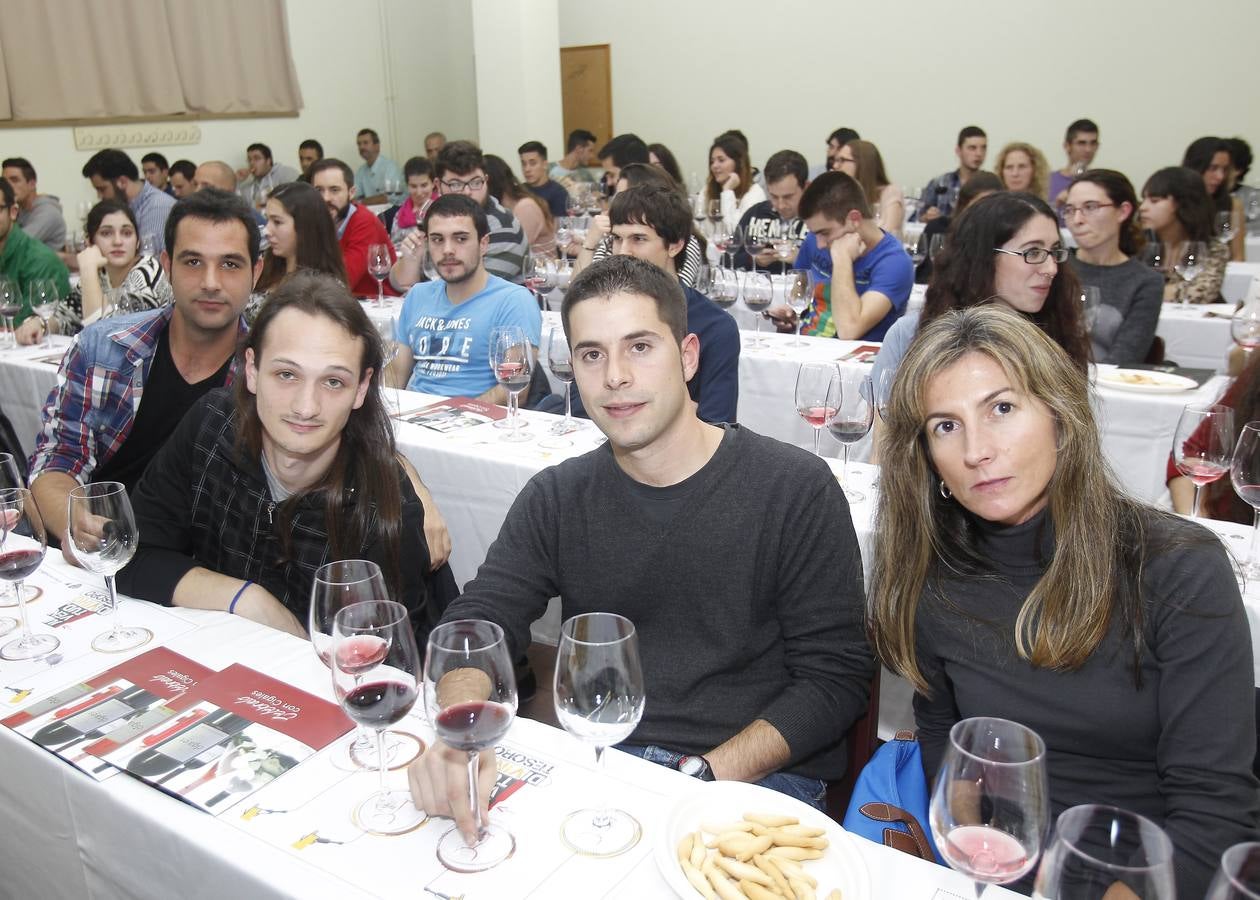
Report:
788,876,816,900
824,890,843,900
766,845,823,861
767,855,818,886
681,857,717,900
745,812,799,828
767,833,828,850
707,867,748,900
775,824,826,838
740,880,780,900
703,820,756,835
714,855,774,886
753,853,792,897
678,832,695,865
734,834,773,862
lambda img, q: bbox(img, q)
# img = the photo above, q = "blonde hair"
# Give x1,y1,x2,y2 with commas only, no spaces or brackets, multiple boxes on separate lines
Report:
869,304,1149,693
996,142,1050,200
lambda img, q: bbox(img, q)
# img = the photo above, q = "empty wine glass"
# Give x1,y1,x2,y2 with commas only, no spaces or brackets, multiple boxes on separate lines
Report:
1141,240,1166,274
332,598,427,836
375,315,401,410
527,255,557,311
1080,285,1101,332
1207,842,1260,899
1232,423,1260,580
785,269,812,347
1174,241,1209,310
742,272,774,348
489,326,532,442
367,244,392,308
28,280,60,349
829,372,874,501
931,717,1049,897
1033,805,1175,900
795,363,840,457
66,482,152,653
553,612,645,856
540,324,578,449
874,365,896,422
1173,403,1234,518
0,277,21,350
554,217,573,252
1217,210,1237,247
928,234,947,261
906,235,928,268
743,227,770,273
712,225,737,268
0,488,56,659
1232,302,1260,354
424,619,518,872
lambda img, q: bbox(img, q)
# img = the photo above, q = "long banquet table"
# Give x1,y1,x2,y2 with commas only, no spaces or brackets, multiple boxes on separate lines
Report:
0,553,1021,899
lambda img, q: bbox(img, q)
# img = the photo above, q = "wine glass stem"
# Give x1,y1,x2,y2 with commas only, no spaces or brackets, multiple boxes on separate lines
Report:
812,426,821,457
509,389,521,435
591,744,611,829
753,315,762,343
842,445,850,485
563,381,573,425
466,749,486,840
1250,508,1260,570
104,573,122,638
14,578,30,639
1192,483,1203,518
375,278,384,308
374,726,390,802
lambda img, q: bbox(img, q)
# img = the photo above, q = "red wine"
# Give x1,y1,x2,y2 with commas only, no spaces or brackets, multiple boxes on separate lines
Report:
342,681,417,728
1237,483,1260,506
798,405,837,428
1179,460,1228,486
495,361,530,390
334,635,387,676
0,548,44,582
828,419,871,444
435,700,513,752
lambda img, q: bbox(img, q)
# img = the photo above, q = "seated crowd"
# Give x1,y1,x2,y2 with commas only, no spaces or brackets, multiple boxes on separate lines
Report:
2,119,1258,898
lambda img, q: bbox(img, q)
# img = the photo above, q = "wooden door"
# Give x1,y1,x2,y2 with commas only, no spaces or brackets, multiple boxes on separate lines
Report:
559,44,612,147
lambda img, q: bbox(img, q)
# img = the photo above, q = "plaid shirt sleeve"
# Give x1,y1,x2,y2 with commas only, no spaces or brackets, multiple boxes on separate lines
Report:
28,338,107,482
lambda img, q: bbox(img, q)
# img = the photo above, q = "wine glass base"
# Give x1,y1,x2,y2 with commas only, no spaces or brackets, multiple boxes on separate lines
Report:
1,631,60,661
499,429,532,443
437,822,516,873
538,436,573,450
352,789,428,836
492,418,527,430
549,419,581,436
559,808,642,857
0,584,41,608
744,337,770,349
91,626,153,654
0,616,16,638
335,729,425,772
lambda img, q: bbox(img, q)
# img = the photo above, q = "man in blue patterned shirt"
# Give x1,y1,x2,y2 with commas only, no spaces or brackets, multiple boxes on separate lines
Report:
915,126,987,223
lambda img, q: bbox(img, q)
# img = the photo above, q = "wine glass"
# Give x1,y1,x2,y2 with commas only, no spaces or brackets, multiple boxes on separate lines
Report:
785,269,812,347
906,235,928,268
528,255,557,311
1217,210,1237,247
795,363,840,457
0,488,56,659
1173,403,1234,518
0,277,21,349
489,326,532,442
742,228,770,274
712,225,737,268
1079,285,1101,332
540,324,578,449
829,372,874,501
332,598,427,836
710,268,739,310
553,612,645,856
1207,842,1260,899
424,619,518,872
0,453,28,613
1033,805,1175,900
742,272,774,348
367,244,392,308
1174,241,1209,310
1232,423,1260,580
1141,240,1166,274
874,365,896,423
555,217,573,252
928,234,947,261
931,717,1049,897
1232,302,1260,357
28,280,60,349
65,482,153,653
375,315,401,410
565,193,584,218
706,198,723,235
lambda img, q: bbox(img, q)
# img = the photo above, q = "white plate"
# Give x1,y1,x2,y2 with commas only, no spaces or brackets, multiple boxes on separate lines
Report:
1097,369,1199,393
654,780,871,900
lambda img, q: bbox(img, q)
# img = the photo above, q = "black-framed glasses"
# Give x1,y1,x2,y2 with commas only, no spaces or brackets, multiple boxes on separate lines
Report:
993,246,1070,264
1061,201,1115,218
439,176,486,193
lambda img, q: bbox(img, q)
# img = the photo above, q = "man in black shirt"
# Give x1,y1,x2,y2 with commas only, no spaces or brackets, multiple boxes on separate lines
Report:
733,150,811,272
517,141,569,218
30,188,261,555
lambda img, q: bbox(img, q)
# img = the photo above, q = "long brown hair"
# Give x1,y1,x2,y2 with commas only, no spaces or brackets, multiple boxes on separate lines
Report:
838,139,891,206
869,305,1152,693
234,272,403,595
255,182,349,293
705,135,753,202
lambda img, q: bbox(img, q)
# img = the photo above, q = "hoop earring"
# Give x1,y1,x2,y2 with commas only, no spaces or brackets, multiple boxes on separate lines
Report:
939,480,952,500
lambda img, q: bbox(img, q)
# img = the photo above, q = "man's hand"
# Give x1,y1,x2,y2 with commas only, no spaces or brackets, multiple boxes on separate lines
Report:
920,206,941,223
763,305,799,333
830,232,865,268
398,230,424,261
408,741,497,843
754,248,777,267
589,213,611,242
61,504,110,568
15,317,44,346
234,585,308,639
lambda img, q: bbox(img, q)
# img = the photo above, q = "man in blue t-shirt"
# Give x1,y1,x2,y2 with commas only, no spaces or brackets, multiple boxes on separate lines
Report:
388,194,540,399
773,172,913,342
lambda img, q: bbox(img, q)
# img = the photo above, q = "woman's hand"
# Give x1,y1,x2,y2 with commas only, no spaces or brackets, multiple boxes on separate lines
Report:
234,584,308,639
721,172,741,192
77,244,105,274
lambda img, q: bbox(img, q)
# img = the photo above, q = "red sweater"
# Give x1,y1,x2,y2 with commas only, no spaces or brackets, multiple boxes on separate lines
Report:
340,204,399,297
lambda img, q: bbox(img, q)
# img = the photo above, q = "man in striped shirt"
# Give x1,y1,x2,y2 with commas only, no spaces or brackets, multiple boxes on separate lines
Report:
432,141,529,285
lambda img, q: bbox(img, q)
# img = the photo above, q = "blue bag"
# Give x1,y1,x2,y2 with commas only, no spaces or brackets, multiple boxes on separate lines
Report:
841,731,943,864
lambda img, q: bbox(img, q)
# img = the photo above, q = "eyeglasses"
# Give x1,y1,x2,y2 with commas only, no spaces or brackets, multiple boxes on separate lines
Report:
993,246,1069,264
1061,201,1115,218
439,176,486,193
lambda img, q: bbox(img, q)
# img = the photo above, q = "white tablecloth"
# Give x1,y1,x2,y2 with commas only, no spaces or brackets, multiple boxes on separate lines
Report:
1247,233,1260,263
1157,304,1235,372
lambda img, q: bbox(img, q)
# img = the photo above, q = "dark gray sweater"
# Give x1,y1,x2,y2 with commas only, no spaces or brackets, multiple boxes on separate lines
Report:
914,508,1259,897
1070,256,1164,365
444,425,875,780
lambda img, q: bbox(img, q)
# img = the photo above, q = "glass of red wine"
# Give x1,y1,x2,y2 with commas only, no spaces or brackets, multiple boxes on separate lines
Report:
367,243,392,308
829,371,875,501
540,324,579,449
1207,842,1260,899
1231,423,1260,580
489,325,533,442
331,598,426,836
66,482,152,653
424,619,518,872
0,451,32,612
0,488,58,660
1173,403,1234,518
1033,805,1175,900
795,362,840,457
930,716,1048,897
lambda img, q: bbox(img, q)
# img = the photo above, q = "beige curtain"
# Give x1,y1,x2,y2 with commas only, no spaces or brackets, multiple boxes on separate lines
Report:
0,0,301,122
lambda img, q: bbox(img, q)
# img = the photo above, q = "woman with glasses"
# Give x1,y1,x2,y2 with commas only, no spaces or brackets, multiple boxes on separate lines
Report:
1139,166,1228,304
1063,170,1164,364
832,139,905,237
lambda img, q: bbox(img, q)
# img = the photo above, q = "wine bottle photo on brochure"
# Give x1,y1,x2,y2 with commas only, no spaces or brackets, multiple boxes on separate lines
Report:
126,710,250,779
33,686,159,747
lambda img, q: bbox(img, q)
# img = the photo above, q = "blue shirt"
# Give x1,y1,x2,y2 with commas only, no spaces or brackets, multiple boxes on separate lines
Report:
356,156,405,205
794,230,914,341
396,274,541,396
130,181,176,246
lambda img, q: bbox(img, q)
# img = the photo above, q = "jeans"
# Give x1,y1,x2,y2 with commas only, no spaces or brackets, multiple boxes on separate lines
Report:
617,743,827,811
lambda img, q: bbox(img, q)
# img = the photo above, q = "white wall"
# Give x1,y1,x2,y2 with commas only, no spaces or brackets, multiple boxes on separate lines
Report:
2,0,479,221
556,0,1260,193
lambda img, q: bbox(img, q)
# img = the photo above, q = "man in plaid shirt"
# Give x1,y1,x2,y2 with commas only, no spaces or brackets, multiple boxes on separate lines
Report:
30,188,261,554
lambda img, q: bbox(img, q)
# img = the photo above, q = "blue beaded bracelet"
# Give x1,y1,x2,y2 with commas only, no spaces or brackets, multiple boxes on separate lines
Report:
229,580,253,615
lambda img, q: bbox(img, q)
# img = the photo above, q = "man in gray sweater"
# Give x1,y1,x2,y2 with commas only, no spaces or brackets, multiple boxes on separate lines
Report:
409,256,874,841
2,158,65,252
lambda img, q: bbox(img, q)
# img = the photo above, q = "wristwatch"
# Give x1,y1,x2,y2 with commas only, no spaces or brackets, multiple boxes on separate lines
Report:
677,754,715,781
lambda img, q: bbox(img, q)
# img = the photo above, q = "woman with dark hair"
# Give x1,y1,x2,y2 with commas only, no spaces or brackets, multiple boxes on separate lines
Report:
1064,169,1164,364
1140,166,1228,303
832,139,905,235
483,153,555,255
1183,136,1244,259
118,271,453,643
870,304,1258,898
18,199,171,342
1227,137,1260,235
255,181,349,295
706,133,765,230
647,142,684,187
